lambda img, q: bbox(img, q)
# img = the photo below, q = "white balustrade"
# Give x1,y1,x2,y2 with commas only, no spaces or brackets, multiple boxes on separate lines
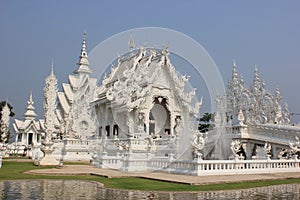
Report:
96,153,300,175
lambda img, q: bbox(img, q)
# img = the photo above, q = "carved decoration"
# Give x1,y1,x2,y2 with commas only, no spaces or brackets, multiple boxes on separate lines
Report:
192,130,207,159
289,136,300,156
218,61,291,126
230,140,241,156
0,103,10,143
44,67,58,142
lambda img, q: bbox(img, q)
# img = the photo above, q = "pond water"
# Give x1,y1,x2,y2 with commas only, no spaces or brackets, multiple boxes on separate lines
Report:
0,180,299,200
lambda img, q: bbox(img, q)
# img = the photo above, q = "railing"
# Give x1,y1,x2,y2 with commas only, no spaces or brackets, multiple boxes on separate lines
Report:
94,154,300,176
63,139,98,147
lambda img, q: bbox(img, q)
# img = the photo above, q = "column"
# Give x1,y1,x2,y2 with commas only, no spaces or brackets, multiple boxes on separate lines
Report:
170,112,174,136
145,111,149,135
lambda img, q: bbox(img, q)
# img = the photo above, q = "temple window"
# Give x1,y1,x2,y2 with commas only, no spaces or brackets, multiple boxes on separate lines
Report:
17,134,22,142
113,125,119,136
37,134,40,142
99,126,102,137
28,133,33,145
105,125,110,137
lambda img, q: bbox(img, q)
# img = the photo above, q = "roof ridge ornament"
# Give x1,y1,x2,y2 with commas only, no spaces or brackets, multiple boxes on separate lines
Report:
252,65,260,92
128,33,135,54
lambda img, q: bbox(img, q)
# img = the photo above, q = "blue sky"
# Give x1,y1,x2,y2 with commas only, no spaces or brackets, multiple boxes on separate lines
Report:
0,1,300,123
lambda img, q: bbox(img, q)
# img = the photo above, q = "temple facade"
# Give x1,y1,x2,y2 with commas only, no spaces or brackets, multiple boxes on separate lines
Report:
91,41,203,170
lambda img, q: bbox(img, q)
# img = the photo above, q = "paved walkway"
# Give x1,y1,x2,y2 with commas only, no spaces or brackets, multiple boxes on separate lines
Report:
24,165,300,185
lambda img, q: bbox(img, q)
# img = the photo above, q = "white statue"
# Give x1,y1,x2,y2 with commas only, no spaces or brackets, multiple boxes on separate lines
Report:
289,136,300,156
264,142,271,155
278,149,288,160
113,137,129,151
192,130,207,159
237,109,245,126
230,140,241,156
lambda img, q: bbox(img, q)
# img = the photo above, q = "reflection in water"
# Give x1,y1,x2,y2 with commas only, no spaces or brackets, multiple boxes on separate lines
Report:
0,180,299,200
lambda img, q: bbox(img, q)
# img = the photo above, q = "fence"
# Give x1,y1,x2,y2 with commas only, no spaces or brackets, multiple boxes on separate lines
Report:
95,154,300,176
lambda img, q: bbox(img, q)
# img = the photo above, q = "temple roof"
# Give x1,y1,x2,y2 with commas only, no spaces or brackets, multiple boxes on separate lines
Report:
58,92,70,114
68,75,79,88
62,83,73,102
13,118,43,132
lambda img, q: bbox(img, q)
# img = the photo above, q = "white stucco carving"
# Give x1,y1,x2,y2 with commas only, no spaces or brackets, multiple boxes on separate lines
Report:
44,65,58,142
213,60,300,160
1,103,10,143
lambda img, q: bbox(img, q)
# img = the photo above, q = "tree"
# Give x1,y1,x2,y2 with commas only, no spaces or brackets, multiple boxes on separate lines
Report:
198,112,214,133
0,100,15,143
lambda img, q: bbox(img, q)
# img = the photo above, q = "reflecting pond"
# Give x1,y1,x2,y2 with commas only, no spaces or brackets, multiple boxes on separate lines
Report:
0,180,299,200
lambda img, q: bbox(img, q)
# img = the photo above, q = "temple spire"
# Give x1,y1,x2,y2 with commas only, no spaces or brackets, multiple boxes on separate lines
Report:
24,91,37,120
74,32,92,74
51,59,54,76
252,65,260,89
232,59,239,84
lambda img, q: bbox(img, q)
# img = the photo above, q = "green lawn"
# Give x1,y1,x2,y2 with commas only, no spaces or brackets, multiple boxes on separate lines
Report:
1,161,300,192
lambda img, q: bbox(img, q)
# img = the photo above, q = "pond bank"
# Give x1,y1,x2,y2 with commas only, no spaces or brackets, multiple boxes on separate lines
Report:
25,164,300,185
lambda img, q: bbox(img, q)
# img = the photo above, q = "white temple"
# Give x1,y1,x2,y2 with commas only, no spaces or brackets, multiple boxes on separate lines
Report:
13,92,44,147
10,33,300,175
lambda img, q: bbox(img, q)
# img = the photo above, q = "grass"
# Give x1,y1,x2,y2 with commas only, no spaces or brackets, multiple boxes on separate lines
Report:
1,161,300,192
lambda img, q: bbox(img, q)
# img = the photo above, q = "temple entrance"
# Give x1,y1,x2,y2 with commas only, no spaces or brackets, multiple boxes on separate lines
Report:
28,133,33,145
149,98,170,136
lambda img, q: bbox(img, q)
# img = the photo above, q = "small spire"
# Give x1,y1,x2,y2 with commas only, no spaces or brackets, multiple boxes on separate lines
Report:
50,59,54,76
128,33,135,50
253,65,260,87
46,61,57,83
275,86,282,102
81,31,87,57
232,59,239,83
74,32,92,74
233,59,236,68
29,91,33,104
24,91,37,120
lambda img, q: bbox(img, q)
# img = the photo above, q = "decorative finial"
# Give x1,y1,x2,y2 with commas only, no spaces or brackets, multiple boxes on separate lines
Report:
253,65,260,87
83,31,87,41
233,59,236,68
29,91,33,103
232,59,238,83
51,59,54,76
162,43,169,56
128,33,135,51
81,32,87,57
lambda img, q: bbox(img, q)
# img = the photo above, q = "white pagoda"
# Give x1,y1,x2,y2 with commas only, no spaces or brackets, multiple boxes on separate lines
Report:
13,92,45,158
